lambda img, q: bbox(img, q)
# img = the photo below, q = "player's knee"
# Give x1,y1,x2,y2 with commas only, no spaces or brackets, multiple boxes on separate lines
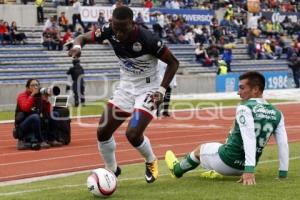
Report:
194,145,201,158
125,129,143,147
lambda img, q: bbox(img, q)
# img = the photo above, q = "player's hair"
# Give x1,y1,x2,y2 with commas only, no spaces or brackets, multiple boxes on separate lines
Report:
112,6,133,21
239,71,265,92
26,78,40,88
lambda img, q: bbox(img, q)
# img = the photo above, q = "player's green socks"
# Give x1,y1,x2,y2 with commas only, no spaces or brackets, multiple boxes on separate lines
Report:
174,152,200,177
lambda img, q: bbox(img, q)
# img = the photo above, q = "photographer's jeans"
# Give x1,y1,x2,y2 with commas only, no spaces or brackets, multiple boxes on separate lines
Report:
19,114,42,142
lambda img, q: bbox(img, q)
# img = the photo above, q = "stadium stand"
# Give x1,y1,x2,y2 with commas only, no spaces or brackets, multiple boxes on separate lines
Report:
0,22,290,84
1,0,295,104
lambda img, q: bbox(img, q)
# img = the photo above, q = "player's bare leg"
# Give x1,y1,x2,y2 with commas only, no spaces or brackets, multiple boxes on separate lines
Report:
97,103,130,177
126,109,158,183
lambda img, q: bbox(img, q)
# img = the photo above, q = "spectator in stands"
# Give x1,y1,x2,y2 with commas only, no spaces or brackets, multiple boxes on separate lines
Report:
293,37,300,56
281,16,294,36
152,11,165,38
53,0,62,7
246,29,256,59
222,45,233,72
183,0,194,9
59,12,72,32
165,23,178,44
0,20,13,45
216,60,228,75
86,22,96,32
74,27,83,37
35,0,45,24
265,19,273,37
170,0,181,9
165,0,172,8
273,35,284,59
43,15,58,32
10,21,27,45
97,12,107,29
67,59,85,107
72,0,86,32
288,53,300,88
184,27,195,45
112,0,124,9
14,79,63,150
263,39,277,59
83,0,95,6
135,12,147,29
206,42,220,67
224,4,233,21
255,39,265,60
195,43,211,66
193,25,205,44
144,0,153,8
247,13,259,30
62,28,73,45
42,27,63,51
273,21,283,37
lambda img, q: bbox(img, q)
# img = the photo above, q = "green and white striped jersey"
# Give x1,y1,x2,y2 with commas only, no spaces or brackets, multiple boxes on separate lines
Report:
218,98,289,175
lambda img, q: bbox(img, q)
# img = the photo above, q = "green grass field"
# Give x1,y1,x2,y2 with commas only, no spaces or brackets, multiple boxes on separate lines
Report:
0,143,299,200
1,99,298,200
0,99,289,121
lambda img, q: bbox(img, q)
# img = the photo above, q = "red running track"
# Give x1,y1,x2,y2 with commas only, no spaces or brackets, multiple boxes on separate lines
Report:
1,104,300,182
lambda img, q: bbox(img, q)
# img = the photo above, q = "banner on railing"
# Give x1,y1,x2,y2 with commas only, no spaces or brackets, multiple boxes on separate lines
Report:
80,6,150,23
80,6,214,25
261,11,300,23
149,8,215,25
216,71,289,92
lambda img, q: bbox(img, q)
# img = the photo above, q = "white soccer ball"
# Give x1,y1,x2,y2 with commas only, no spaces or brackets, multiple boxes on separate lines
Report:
87,168,117,197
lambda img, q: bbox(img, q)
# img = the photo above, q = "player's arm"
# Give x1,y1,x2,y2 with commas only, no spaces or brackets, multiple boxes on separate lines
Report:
68,30,101,58
236,105,257,185
159,49,179,91
274,112,289,179
152,50,179,107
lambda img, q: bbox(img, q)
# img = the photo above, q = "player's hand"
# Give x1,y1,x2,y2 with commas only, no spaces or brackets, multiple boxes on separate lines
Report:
31,87,40,96
238,173,256,185
68,46,81,59
151,91,164,108
41,94,49,101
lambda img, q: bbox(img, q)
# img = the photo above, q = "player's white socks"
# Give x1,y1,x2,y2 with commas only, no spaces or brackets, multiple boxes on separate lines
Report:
98,137,117,172
136,136,156,163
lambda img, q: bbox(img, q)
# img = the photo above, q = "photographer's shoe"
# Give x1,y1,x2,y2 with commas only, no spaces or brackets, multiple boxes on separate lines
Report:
49,140,63,147
40,142,50,149
17,140,31,150
31,143,41,151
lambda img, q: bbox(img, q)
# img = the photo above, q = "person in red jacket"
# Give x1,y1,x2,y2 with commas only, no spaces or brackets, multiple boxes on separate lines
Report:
15,79,62,150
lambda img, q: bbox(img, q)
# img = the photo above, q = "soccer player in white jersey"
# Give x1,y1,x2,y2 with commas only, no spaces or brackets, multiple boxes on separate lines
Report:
69,6,179,183
165,71,289,185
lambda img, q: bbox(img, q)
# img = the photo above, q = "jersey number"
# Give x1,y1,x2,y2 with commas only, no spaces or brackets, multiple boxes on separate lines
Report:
254,122,274,148
142,93,155,112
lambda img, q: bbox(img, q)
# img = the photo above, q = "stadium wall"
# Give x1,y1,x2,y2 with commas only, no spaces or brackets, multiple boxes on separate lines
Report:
0,74,216,111
0,4,36,26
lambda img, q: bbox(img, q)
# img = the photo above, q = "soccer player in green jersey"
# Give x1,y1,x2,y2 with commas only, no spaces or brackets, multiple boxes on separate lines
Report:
165,71,289,185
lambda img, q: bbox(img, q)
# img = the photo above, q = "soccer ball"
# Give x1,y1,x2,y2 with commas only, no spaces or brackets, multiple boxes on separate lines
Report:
87,168,117,197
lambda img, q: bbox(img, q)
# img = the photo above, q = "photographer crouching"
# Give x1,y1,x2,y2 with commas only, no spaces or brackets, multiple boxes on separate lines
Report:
14,79,63,150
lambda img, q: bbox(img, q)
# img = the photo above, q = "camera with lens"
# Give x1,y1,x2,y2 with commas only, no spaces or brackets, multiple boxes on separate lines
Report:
39,86,60,96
